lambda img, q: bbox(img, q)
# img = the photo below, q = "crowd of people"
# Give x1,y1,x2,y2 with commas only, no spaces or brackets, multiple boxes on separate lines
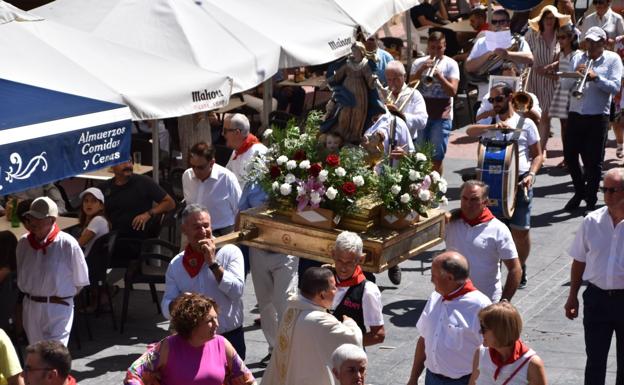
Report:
2,0,624,385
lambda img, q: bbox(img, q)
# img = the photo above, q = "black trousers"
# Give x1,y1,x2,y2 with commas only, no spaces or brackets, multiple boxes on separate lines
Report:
564,113,609,207
583,284,624,385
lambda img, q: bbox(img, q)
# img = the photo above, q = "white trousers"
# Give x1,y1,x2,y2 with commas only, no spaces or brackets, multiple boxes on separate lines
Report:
249,248,298,351
23,297,74,346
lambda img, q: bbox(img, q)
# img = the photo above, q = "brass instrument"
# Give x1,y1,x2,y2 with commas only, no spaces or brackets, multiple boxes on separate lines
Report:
571,58,594,99
475,34,521,77
423,57,441,87
511,68,533,113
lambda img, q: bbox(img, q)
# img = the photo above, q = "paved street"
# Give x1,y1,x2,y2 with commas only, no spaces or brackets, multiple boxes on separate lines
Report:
62,122,622,385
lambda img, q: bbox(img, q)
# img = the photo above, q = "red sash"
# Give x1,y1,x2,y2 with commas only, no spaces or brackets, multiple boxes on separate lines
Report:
461,207,495,227
27,223,60,255
182,245,204,278
233,134,260,160
442,279,477,301
336,265,366,287
489,340,531,380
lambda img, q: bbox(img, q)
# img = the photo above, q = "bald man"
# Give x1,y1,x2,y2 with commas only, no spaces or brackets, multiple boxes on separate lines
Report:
407,252,491,385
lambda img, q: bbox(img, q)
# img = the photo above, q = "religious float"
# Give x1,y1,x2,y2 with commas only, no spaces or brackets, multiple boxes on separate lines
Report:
225,112,449,273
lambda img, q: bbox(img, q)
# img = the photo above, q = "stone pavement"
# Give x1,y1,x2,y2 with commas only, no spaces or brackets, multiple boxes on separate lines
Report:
58,122,623,385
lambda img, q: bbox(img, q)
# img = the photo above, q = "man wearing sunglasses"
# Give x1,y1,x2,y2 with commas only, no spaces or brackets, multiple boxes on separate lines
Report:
565,168,624,385
224,113,267,188
23,340,77,385
564,27,623,213
465,83,543,289
465,9,534,101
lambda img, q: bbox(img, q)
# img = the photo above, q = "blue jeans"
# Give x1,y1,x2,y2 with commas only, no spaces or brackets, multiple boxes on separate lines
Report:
425,370,471,385
416,118,452,161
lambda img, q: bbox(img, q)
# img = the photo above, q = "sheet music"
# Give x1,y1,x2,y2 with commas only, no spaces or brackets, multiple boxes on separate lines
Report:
485,30,512,51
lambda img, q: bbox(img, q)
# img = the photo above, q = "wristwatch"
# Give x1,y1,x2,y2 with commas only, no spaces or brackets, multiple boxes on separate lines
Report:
209,262,220,271
528,172,536,183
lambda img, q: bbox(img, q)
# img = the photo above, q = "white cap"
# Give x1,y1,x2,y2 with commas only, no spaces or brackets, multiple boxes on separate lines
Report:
585,26,607,42
79,187,105,203
24,197,58,219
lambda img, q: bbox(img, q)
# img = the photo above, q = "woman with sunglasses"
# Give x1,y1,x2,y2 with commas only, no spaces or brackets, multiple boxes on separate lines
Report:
546,24,581,168
468,302,547,385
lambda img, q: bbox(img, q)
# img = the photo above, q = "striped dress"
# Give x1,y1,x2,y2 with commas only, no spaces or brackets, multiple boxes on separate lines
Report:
525,29,559,114
549,50,581,119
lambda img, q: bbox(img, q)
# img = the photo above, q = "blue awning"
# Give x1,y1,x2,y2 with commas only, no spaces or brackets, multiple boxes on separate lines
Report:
497,0,542,11
0,79,133,195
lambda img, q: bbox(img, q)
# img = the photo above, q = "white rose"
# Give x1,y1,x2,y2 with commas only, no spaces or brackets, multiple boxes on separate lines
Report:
438,181,448,194
418,189,431,201
440,196,449,205
391,184,401,195
280,183,292,196
310,191,322,205
299,160,311,170
319,170,329,182
416,152,427,162
272,181,279,191
400,193,411,204
352,175,365,187
263,129,273,139
285,173,296,184
430,171,441,183
326,186,338,200
335,167,346,177
408,169,420,181
286,160,297,170
276,155,288,165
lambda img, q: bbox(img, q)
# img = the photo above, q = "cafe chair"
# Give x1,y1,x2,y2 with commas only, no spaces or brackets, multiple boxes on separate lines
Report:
85,231,119,330
120,238,178,333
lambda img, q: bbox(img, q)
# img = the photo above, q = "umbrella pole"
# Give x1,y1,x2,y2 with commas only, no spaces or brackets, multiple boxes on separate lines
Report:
262,78,272,133
405,11,413,77
152,123,159,184
487,0,493,23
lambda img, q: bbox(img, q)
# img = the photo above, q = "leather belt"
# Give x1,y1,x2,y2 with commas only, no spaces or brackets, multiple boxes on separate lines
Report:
25,294,72,306
588,283,624,296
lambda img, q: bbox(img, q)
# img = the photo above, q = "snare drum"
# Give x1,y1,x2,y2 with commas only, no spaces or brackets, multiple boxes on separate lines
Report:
477,137,519,219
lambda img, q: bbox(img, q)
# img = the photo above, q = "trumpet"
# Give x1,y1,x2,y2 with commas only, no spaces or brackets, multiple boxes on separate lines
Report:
571,58,594,99
422,57,441,87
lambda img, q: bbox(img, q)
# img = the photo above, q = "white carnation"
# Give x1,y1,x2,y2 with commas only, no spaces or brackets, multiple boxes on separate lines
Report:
286,160,297,170
326,186,338,200
408,169,420,181
310,191,322,205
276,155,288,165
391,184,401,195
430,171,441,183
300,133,308,140
352,175,365,187
416,152,427,162
319,170,329,182
285,173,296,184
335,167,346,177
296,185,306,196
438,180,448,194
440,196,449,205
280,183,292,196
400,193,411,204
263,129,273,139
418,189,431,201
272,181,279,191
299,160,311,169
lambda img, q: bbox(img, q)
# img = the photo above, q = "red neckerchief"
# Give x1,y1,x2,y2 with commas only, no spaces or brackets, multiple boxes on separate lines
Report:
336,265,366,287
461,207,495,227
66,374,78,385
479,23,489,32
27,223,60,255
233,134,260,160
182,244,205,278
442,279,477,301
489,340,530,380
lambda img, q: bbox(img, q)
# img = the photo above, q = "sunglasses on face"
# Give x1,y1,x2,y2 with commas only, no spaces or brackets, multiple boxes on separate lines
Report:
594,0,608,4
491,19,510,26
487,95,506,104
601,186,624,193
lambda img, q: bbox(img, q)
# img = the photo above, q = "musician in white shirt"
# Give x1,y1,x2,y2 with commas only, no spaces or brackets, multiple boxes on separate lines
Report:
384,61,428,141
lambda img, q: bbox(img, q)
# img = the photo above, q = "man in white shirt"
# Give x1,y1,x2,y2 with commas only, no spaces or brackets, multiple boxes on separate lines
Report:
161,204,246,358
16,197,89,346
224,113,267,187
182,142,241,235
446,180,522,302
410,31,460,174
580,0,624,43
565,168,624,385
406,251,491,385
262,267,362,385
384,60,428,141
466,83,543,289
330,231,385,347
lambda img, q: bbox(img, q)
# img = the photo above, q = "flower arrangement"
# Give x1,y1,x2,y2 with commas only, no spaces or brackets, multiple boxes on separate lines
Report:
377,148,448,217
250,111,376,220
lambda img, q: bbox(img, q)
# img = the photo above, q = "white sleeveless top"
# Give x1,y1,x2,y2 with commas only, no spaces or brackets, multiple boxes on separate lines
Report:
476,345,536,385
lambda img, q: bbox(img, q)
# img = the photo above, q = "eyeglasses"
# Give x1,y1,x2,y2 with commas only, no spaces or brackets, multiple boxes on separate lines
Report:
222,128,239,134
491,19,510,26
191,163,210,171
487,95,506,104
600,186,624,193
593,0,608,4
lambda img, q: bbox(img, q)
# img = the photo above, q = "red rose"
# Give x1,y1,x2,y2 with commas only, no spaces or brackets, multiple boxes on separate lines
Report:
341,181,357,196
293,149,307,161
326,154,340,167
309,163,322,177
270,165,281,179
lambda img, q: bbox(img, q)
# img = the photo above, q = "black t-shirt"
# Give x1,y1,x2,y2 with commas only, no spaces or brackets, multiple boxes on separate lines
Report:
410,3,439,28
99,174,167,238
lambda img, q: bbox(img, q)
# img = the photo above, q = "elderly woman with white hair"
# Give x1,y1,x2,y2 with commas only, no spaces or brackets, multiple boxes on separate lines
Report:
331,343,368,385
330,231,385,347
